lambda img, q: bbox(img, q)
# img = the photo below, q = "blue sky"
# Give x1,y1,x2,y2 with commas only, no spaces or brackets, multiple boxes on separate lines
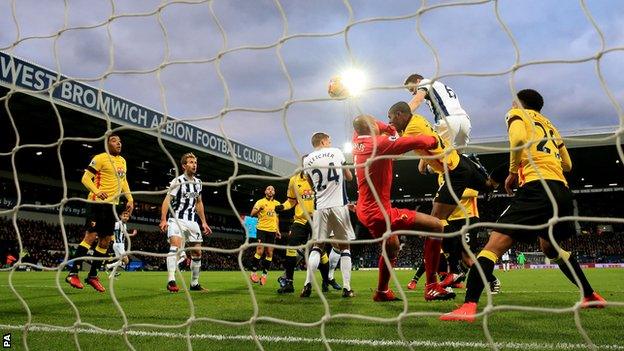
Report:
1,0,622,162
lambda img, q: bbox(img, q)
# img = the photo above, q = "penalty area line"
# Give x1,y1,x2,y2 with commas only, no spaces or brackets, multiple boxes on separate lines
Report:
1,324,623,350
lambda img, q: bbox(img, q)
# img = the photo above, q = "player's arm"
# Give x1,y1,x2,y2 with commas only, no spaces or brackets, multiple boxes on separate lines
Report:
505,115,528,195
275,198,296,212
121,176,134,215
375,120,398,137
380,135,438,156
195,196,212,235
554,129,572,172
276,178,297,212
559,145,572,172
408,88,427,113
250,200,262,217
343,168,353,181
159,194,172,232
274,207,281,238
81,158,107,200
128,229,138,237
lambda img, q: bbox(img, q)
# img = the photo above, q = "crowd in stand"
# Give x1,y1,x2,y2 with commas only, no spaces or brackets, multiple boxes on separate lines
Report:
2,211,623,271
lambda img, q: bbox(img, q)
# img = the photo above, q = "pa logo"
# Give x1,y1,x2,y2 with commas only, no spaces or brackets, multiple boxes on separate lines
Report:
2,333,10,348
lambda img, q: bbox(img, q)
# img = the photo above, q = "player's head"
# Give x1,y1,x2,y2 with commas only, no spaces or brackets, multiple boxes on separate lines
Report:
515,89,544,112
120,211,130,223
404,73,424,95
264,185,275,199
181,152,197,175
353,115,379,136
387,101,412,133
311,132,331,148
107,134,122,156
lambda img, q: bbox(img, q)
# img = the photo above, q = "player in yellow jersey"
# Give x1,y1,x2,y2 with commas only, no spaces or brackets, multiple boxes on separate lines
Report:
388,101,495,301
441,89,605,322
249,185,281,286
274,163,333,294
66,134,134,292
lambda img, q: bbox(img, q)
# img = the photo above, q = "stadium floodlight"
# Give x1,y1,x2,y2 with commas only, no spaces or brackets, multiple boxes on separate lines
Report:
343,141,353,154
340,68,367,97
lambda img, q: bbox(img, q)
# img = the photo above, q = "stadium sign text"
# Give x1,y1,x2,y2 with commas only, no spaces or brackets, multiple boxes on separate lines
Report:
0,52,273,169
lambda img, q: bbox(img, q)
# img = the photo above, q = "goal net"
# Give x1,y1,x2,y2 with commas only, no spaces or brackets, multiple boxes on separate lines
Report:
1,1,623,350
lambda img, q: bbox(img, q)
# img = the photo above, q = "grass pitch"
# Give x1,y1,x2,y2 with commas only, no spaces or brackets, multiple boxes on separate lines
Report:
1,268,622,351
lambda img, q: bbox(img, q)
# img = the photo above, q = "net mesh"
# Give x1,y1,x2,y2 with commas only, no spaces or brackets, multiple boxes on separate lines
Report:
1,0,623,350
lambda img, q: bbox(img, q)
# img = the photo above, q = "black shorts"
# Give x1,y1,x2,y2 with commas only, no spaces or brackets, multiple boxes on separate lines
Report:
443,217,480,254
256,229,277,244
435,155,489,205
288,222,311,246
84,202,117,236
496,180,574,243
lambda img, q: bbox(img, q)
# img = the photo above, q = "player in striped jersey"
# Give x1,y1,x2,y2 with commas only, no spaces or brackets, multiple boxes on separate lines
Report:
441,89,605,322
65,134,133,292
160,153,212,293
404,74,471,147
104,211,137,276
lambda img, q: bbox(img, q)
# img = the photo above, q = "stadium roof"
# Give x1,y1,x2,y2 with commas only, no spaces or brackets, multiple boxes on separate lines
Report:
0,52,295,177
1,52,622,211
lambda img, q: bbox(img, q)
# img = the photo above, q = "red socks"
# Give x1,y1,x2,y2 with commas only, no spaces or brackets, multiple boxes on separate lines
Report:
377,255,397,292
424,238,442,285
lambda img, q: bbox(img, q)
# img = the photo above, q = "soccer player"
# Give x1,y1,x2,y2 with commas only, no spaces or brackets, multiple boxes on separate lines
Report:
388,102,495,301
351,115,451,301
501,249,511,272
441,89,606,322
274,161,324,294
65,133,133,292
160,153,212,293
249,185,281,286
300,132,356,298
105,211,137,276
404,73,471,147
517,251,526,268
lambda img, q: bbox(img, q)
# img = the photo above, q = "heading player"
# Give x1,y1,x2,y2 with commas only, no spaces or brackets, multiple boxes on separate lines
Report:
66,134,133,292
441,89,605,322
300,132,356,298
404,73,471,147
160,153,212,293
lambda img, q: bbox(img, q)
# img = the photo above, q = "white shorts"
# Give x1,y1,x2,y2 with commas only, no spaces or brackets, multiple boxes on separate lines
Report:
435,114,471,148
112,242,126,257
312,206,356,241
167,218,203,243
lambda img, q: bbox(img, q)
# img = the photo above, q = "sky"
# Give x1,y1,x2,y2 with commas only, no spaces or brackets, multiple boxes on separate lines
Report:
1,0,623,163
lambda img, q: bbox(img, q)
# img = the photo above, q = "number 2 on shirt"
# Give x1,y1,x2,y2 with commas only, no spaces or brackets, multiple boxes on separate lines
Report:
311,162,340,191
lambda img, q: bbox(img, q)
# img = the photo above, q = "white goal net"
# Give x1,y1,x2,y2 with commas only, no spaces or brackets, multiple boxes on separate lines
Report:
1,1,623,351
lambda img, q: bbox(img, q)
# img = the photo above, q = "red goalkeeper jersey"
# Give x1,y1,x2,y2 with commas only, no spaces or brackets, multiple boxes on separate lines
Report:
352,121,437,219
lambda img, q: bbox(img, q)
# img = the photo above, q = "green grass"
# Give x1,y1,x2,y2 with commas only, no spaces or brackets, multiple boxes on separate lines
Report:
1,268,622,351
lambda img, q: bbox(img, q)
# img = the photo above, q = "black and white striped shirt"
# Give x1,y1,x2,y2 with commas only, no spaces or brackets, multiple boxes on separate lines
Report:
418,78,468,123
167,175,202,222
113,221,126,244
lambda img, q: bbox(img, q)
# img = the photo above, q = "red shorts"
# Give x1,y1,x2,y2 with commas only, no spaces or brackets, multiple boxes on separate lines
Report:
358,207,417,238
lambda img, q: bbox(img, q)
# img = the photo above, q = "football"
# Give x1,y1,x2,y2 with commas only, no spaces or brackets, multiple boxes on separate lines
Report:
328,76,348,99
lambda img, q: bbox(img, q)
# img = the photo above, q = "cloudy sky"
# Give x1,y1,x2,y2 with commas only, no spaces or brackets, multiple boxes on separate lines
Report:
1,0,622,163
